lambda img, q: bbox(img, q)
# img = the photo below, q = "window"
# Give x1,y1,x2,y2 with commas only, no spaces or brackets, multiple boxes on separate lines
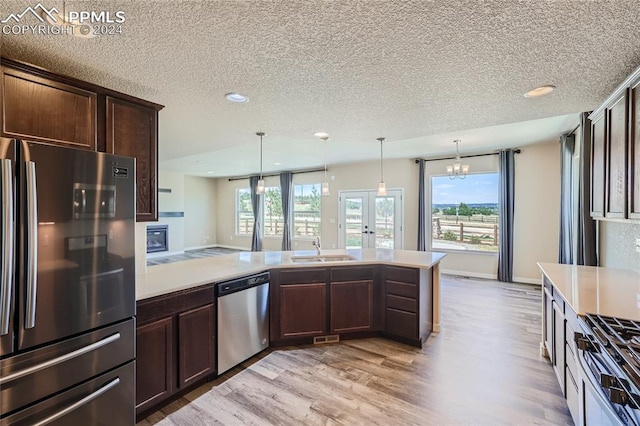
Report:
431,173,499,252
264,187,283,236
236,183,321,238
293,184,321,238
236,188,253,235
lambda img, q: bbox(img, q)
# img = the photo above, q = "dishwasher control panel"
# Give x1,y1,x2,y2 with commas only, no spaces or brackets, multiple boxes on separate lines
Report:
217,272,270,297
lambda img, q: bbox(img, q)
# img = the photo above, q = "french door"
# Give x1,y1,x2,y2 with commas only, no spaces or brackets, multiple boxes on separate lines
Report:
338,190,403,249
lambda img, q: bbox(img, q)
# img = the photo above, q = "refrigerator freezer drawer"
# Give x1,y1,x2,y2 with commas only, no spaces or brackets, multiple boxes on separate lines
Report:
1,361,134,426
0,319,134,416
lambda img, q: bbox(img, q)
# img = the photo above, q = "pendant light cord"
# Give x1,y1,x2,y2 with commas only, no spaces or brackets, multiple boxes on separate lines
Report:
323,138,328,180
259,133,263,179
377,137,385,182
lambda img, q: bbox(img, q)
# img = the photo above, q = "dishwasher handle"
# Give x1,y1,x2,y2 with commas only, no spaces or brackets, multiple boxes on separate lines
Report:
217,272,270,297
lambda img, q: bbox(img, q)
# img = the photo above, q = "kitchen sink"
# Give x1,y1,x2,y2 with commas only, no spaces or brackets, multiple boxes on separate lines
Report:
290,254,357,263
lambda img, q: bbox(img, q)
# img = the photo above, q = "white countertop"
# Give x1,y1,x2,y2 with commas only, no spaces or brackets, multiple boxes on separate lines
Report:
137,249,447,300
537,262,640,321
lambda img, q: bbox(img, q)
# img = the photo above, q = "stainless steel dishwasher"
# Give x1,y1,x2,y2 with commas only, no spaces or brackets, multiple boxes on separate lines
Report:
217,271,270,374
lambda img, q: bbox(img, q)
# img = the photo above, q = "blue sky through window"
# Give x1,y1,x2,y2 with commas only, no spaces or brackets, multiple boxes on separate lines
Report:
432,173,498,205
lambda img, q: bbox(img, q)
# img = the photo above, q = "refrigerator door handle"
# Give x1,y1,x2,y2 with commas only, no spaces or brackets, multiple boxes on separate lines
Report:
32,377,121,426
25,160,38,329
1,158,14,335
0,332,121,385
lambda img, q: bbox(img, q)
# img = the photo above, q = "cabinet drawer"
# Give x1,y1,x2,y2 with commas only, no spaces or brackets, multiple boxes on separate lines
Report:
385,308,417,339
385,266,418,284
279,268,326,285
386,281,417,299
331,266,373,282
386,294,417,313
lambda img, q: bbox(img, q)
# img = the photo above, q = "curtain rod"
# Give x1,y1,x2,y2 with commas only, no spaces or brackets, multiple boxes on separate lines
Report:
227,167,325,181
413,149,521,163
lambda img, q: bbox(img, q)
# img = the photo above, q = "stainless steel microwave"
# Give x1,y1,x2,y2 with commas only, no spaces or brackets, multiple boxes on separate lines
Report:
72,183,116,219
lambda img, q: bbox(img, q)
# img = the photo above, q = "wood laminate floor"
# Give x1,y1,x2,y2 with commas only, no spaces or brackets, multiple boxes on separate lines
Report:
138,275,572,425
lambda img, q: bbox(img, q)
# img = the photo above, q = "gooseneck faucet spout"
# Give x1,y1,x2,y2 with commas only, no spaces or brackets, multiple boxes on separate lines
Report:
312,236,321,255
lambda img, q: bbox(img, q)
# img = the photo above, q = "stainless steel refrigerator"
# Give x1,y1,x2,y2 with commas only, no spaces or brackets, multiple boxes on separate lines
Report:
0,139,136,425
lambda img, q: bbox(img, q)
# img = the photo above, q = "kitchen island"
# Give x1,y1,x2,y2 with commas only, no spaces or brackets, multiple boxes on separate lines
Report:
135,248,445,419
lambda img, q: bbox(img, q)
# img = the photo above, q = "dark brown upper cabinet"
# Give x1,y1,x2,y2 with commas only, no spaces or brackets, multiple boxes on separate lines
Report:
0,57,163,222
1,66,97,150
605,91,628,219
589,65,640,223
106,97,159,222
629,76,640,220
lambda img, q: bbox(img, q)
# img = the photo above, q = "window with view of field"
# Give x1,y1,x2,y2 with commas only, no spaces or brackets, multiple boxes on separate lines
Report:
236,184,321,238
431,173,499,252
236,188,253,235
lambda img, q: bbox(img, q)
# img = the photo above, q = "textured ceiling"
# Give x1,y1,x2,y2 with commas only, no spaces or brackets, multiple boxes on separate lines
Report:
2,0,640,177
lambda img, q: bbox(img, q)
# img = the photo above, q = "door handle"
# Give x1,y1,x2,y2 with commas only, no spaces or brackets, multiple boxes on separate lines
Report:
25,160,38,329
0,333,121,385
32,377,121,426
1,158,14,335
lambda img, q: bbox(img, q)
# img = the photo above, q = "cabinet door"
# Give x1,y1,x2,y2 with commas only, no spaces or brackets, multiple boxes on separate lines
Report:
280,284,327,339
106,97,158,222
629,78,640,220
136,317,174,413
552,300,565,395
543,287,553,360
1,67,97,149
177,304,215,388
591,114,606,218
605,92,628,218
330,280,373,334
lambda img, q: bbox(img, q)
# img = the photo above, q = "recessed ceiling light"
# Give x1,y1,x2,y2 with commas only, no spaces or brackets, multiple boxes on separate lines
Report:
314,132,329,139
207,171,213,174
274,162,281,166
524,85,555,98
225,93,249,103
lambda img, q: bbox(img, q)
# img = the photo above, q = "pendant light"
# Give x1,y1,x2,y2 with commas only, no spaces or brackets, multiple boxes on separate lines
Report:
316,133,330,196
256,132,265,194
447,139,469,180
377,137,387,196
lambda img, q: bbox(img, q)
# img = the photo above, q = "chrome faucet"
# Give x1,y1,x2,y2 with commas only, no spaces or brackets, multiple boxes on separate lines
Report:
312,236,321,255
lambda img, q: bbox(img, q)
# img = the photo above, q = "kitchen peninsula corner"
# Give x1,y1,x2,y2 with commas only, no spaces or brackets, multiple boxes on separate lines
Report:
135,249,446,419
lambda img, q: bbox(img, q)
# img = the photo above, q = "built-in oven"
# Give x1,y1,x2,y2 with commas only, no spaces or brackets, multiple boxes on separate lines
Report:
576,315,640,426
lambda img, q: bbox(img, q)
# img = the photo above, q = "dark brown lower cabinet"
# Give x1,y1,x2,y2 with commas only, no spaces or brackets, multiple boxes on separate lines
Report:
383,266,432,346
135,284,215,420
177,304,215,388
280,283,327,339
136,317,173,413
330,280,373,334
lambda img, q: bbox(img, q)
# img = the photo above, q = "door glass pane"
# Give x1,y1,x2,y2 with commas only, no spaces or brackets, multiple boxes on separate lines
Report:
345,197,363,248
375,196,395,248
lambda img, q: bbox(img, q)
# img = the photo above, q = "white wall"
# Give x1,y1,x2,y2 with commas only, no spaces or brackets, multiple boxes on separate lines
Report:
154,171,185,255
214,139,561,282
184,175,217,249
512,141,561,282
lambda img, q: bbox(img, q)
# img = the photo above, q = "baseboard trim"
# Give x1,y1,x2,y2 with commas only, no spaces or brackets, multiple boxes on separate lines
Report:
512,276,542,285
441,269,496,280
212,244,250,251
441,270,542,285
184,244,218,251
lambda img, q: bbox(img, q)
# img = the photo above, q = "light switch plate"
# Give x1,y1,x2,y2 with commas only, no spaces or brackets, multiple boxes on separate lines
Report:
636,238,640,253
